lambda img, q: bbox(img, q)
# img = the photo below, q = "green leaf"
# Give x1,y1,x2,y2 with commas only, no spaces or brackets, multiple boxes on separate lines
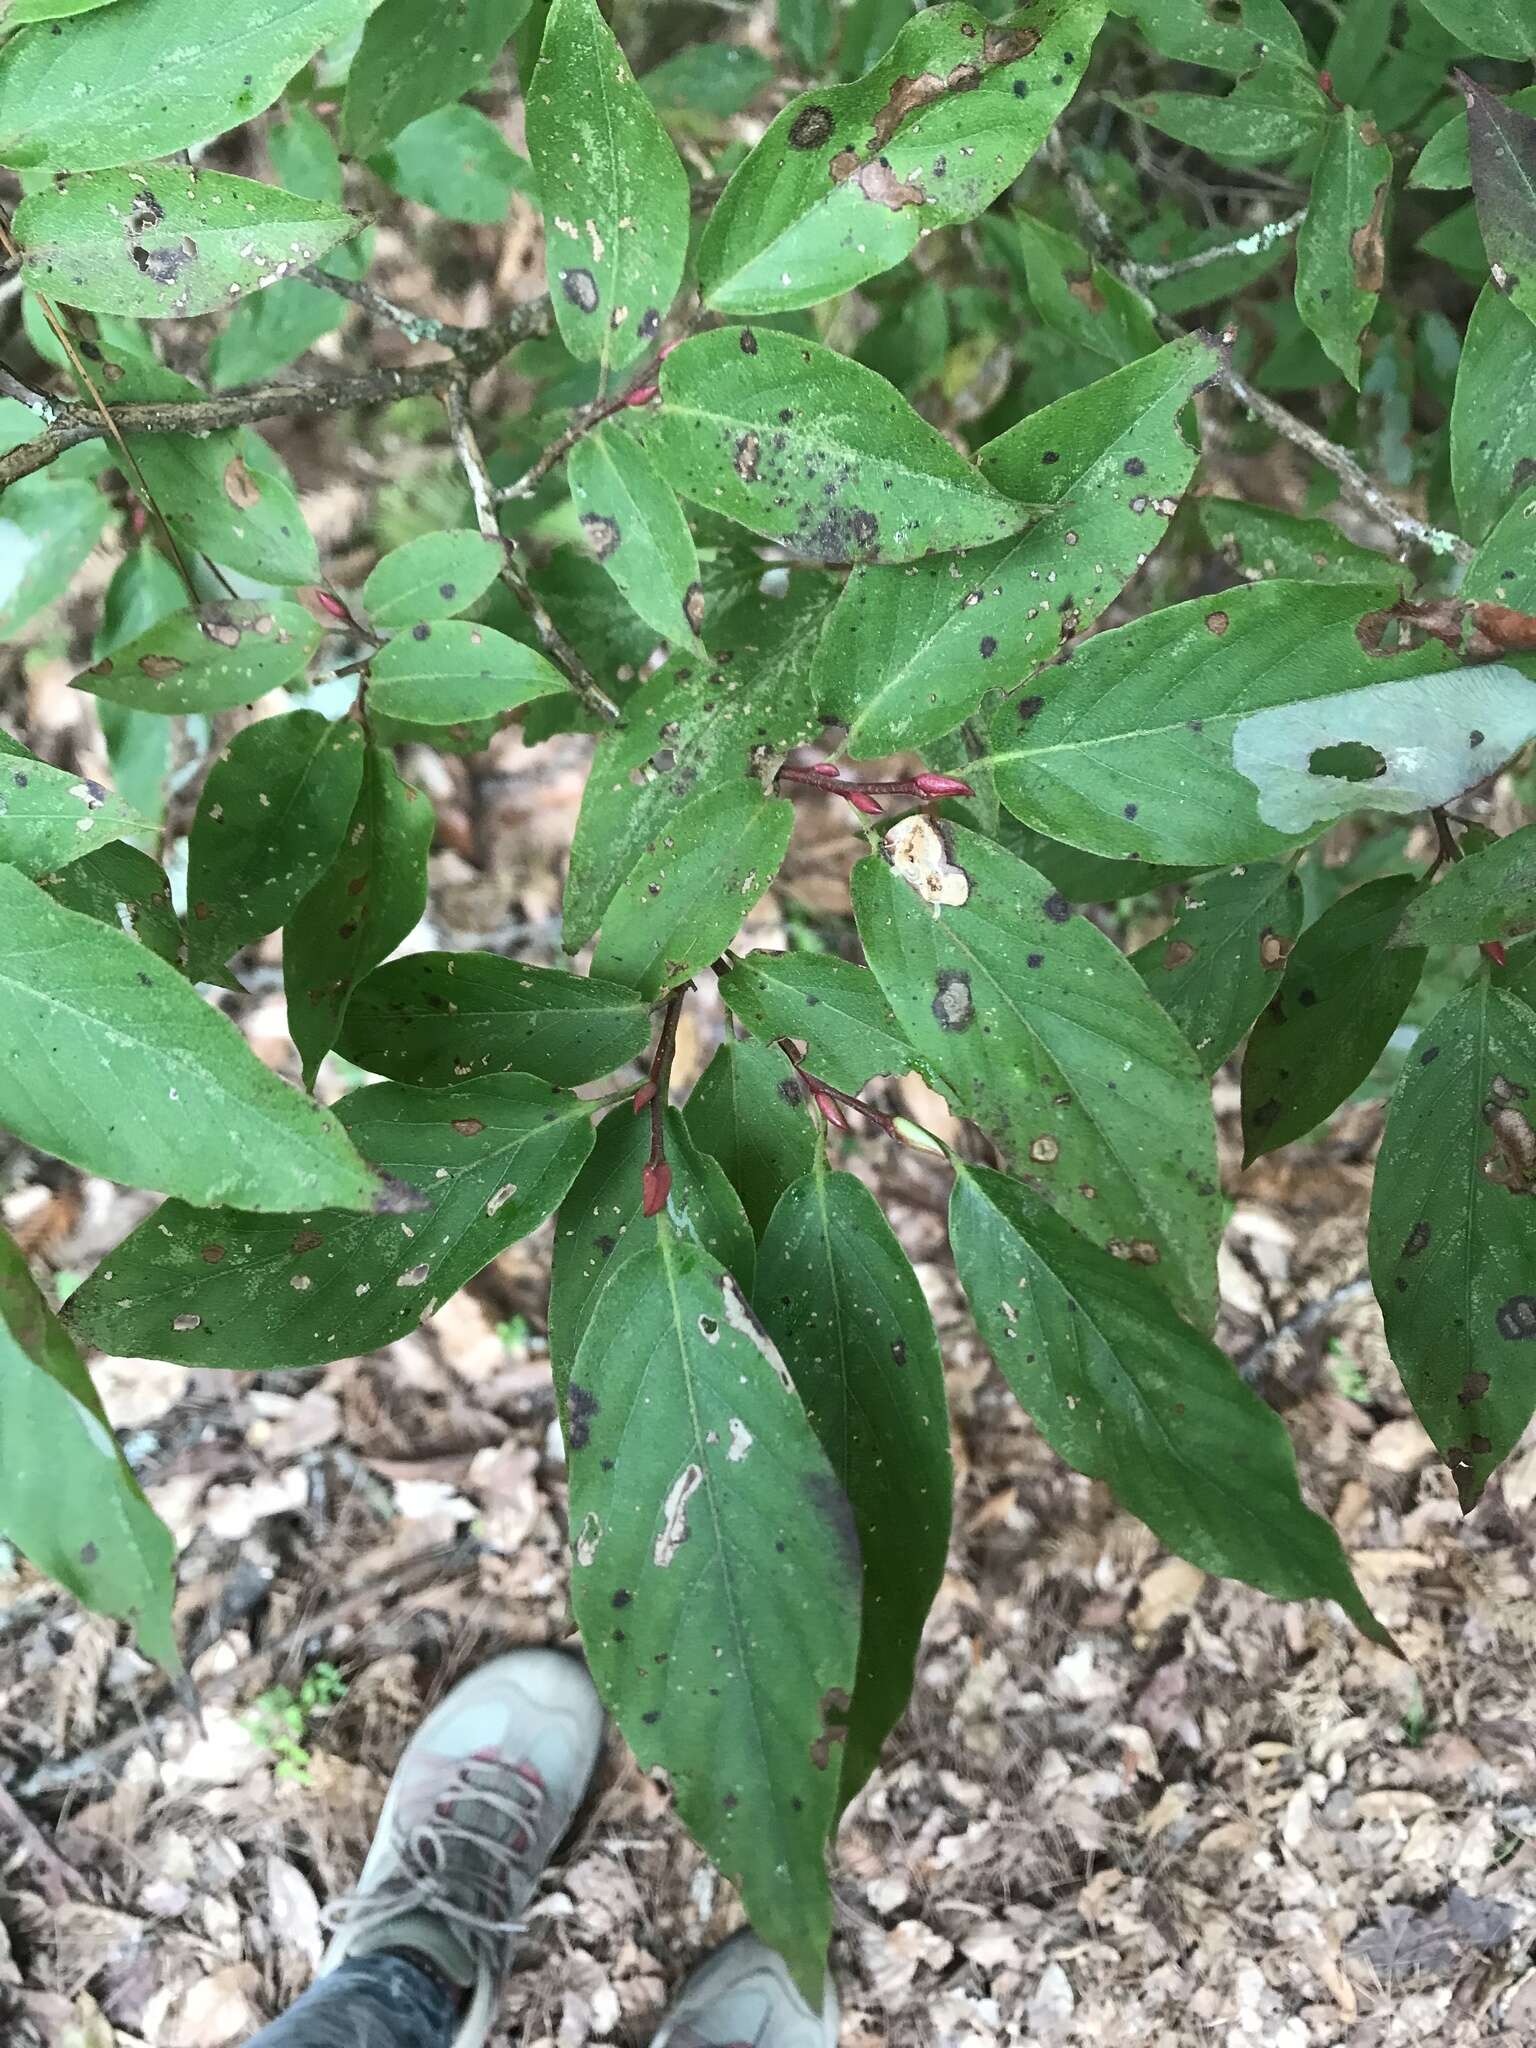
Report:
1294,110,1392,388
0,1228,178,1675
1199,499,1387,584
525,0,690,374
74,601,321,714
362,532,507,631
590,782,795,1000
342,0,530,156
0,478,110,639
989,808,1188,902
35,841,182,967
1411,86,1536,191
1241,877,1426,1162
0,737,150,878
1415,0,1536,58
1391,826,1536,950
1113,0,1308,71
0,0,375,169
283,746,434,1088
1369,982,1536,1509
209,278,347,388
950,1164,1388,1643
91,548,184,824
853,818,1221,1325
757,1164,951,1798
1465,77,1536,333
185,712,366,981
562,1221,861,2004
1463,488,1536,611
998,212,1160,366
4,0,129,19
697,0,1106,316
335,952,653,1088
637,326,1030,565
549,1104,755,1361
564,575,834,949
641,43,773,119
66,1077,594,1370
1109,62,1326,166
15,165,358,319
1451,284,1536,542
777,0,834,69
684,1035,816,1238
1135,863,1304,1076
981,581,1536,866
0,864,382,1211
127,428,319,587
814,333,1221,755
568,426,704,649
366,620,566,725
370,102,536,224
719,950,922,1097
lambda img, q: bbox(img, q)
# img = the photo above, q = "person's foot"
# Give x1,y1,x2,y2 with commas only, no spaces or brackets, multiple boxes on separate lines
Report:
651,1932,838,2048
319,1647,605,2048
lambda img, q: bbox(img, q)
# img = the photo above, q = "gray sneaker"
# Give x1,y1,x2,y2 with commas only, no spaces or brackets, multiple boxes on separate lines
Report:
319,1647,605,2048
651,1932,839,2048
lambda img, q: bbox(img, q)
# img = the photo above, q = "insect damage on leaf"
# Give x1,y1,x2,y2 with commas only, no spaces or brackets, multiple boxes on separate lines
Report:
883,814,970,911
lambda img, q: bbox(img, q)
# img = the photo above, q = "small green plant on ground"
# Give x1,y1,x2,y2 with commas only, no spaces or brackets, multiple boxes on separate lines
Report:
244,1663,349,1787
2,0,1536,2000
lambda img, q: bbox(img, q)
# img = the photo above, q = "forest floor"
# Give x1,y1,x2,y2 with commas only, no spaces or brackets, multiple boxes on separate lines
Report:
3,681,1536,2048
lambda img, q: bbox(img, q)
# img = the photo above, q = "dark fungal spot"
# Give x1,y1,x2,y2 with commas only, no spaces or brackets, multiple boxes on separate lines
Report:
979,635,998,658
412,622,431,641
80,1541,98,1565
561,267,599,314
789,103,834,149
567,1383,599,1451
438,582,456,600
777,1075,804,1106
1123,802,1138,820
637,308,661,340
611,1587,632,1609
1420,1044,1440,1065
1470,728,1485,747
1251,1097,1283,1130
1402,1219,1431,1259
1496,1295,1536,1340
1459,1370,1490,1408
1124,457,1146,476
932,968,974,1032
642,1710,661,1725
582,512,622,560
12,771,25,787
1012,78,1028,96
1042,450,1059,465
740,327,758,354
1027,952,1043,968
891,1339,907,1365
1017,693,1045,721
1042,891,1070,924
1298,987,1318,1008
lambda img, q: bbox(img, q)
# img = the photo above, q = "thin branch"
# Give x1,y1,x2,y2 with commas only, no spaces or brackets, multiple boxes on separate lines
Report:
0,294,554,492
0,363,58,420
441,381,620,726
300,266,492,351
1042,135,1473,565
1122,208,1306,287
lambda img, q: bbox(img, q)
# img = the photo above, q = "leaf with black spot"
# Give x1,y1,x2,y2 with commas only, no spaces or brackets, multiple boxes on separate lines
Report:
684,1034,816,1238
1293,108,1392,388
854,818,1222,1327
1463,75,1536,337
757,1162,951,1801
66,1076,595,1371
366,619,567,726
72,601,322,715
951,1163,1389,1645
35,841,183,968
524,0,689,373
1369,981,1536,1508
562,1217,861,2005
1134,862,1304,1076
341,0,531,158
568,424,705,652
1241,876,1426,1163
1451,283,1536,542
0,730,152,878
362,530,507,631
720,949,929,1098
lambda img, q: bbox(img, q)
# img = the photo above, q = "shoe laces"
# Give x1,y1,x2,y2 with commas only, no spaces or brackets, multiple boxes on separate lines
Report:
325,1751,550,1966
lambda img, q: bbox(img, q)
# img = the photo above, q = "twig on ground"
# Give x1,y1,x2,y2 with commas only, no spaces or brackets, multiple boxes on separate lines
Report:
441,382,620,725
1044,135,1472,565
0,1778,93,1904
1235,1273,1375,1383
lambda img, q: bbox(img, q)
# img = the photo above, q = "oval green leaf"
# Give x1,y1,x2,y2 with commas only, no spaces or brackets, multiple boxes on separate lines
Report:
74,601,321,714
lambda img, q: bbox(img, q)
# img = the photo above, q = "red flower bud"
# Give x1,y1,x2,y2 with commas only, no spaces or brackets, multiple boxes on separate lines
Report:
632,1079,657,1115
623,382,659,408
642,1159,672,1217
844,789,884,816
803,760,843,779
312,587,350,620
811,1087,849,1131
1481,940,1509,968
911,772,974,799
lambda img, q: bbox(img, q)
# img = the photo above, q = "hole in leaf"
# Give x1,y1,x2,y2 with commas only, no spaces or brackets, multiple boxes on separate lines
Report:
1307,741,1386,783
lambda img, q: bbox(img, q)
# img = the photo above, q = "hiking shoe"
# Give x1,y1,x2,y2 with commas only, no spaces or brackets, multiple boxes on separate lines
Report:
320,1648,605,2048
651,1932,839,2048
